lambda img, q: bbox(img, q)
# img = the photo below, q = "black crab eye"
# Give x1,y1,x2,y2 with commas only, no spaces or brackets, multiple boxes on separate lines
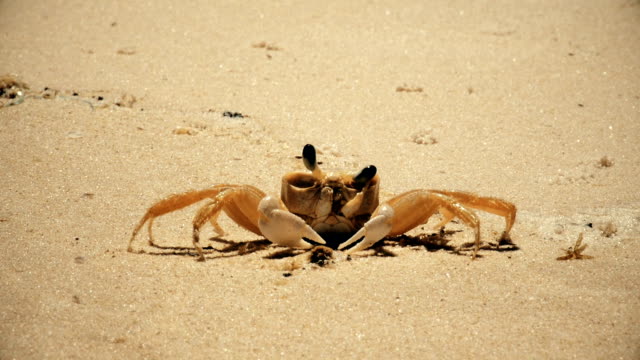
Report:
302,144,317,171
353,165,377,188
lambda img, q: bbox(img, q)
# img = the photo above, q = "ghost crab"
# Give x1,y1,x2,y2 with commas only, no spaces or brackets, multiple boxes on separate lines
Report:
128,144,517,261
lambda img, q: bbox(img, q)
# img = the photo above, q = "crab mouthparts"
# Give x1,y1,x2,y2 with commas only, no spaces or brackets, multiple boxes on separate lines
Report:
308,225,354,249
308,214,356,249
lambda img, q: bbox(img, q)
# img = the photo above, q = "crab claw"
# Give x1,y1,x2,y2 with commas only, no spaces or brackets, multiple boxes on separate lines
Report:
338,204,394,254
258,196,326,248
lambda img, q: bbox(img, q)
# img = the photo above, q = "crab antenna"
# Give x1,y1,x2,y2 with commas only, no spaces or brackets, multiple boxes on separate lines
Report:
353,165,377,188
302,144,323,178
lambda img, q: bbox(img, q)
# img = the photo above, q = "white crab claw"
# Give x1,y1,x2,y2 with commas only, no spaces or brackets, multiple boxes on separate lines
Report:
258,196,326,249
338,204,394,254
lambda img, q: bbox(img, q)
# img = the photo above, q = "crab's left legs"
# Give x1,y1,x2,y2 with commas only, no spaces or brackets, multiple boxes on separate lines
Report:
191,186,266,261
339,190,482,258
191,188,327,261
192,194,327,261
128,185,247,252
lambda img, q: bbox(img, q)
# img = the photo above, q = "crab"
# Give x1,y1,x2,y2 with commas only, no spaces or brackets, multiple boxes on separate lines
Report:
128,144,517,261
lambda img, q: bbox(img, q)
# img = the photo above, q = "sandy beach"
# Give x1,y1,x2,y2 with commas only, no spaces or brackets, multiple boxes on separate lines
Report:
1,0,639,358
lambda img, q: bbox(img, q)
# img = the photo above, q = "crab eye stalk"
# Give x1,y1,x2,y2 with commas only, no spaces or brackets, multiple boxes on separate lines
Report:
353,165,377,188
302,144,325,178
302,144,317,171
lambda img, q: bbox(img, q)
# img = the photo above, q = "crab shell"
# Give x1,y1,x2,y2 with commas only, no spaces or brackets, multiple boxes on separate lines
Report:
281,171,379,247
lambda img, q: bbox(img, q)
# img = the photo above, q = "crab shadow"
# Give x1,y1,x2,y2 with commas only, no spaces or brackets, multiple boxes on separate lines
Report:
370,229,520,258
139,229,519,261
140,238,273,260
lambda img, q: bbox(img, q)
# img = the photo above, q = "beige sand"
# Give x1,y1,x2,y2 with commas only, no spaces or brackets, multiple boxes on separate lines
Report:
1,0,639,358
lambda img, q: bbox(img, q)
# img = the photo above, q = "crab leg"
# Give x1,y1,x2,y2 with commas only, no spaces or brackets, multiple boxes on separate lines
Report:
191,185,266,261
129,185,233,251
128,184,265,255
430,190,516,242
339,190,482,258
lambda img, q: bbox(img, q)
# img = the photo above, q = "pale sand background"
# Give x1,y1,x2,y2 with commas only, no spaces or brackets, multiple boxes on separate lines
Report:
1,1,639,358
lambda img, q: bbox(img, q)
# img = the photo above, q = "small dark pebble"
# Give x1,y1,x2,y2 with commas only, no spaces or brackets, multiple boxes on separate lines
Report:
282,272,292,277
97,96,104,101
222,111,244,118
72,92,78,96
586,222,593,228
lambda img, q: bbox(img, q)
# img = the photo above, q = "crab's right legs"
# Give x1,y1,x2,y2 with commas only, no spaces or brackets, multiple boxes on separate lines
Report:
257,196,326,249
339,190,482,257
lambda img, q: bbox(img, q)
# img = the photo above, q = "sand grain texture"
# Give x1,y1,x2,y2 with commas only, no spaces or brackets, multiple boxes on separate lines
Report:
1,1,639,359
